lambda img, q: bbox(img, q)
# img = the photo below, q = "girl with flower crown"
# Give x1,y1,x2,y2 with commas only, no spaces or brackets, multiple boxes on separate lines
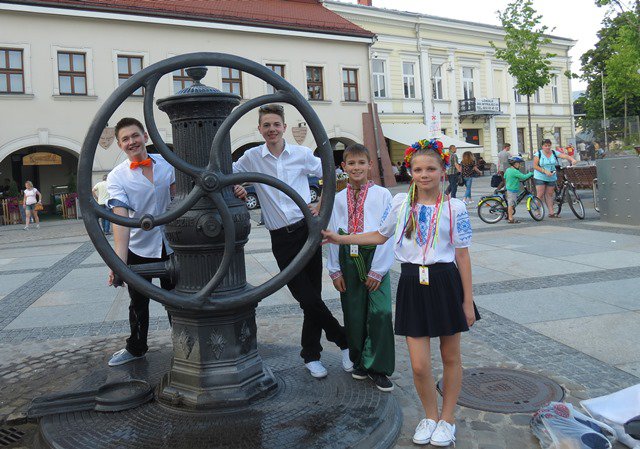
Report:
322,139,480,447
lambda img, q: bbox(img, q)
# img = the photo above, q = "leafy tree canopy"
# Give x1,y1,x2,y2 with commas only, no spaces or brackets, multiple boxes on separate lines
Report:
490,0,556,96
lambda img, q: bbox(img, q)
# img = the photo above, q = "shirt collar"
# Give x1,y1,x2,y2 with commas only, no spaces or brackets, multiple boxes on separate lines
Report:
261,141,290,159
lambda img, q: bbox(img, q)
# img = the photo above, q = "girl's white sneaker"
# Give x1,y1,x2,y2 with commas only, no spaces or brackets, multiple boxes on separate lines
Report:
430,420,456,447
412,418,437,445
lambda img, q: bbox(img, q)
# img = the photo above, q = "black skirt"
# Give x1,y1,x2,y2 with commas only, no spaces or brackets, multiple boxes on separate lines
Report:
395,262,481,338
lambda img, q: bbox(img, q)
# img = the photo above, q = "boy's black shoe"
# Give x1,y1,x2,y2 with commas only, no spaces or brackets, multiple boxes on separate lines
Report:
352,368,368,380
369,373,394,392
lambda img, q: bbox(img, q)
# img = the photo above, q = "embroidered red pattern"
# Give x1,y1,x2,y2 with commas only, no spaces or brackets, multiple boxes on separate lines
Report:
346,181,374,234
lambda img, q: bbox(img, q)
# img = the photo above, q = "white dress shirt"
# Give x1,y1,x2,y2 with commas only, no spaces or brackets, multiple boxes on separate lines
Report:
106,154,175,258
378,193,472,265
327,184,395,280
232,141,322,230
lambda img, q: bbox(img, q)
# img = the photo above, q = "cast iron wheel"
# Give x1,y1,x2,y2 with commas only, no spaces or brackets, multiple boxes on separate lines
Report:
477,197,505,224
77,52,335,312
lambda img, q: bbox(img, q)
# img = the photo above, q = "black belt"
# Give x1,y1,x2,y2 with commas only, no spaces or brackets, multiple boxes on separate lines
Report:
269,219,306,236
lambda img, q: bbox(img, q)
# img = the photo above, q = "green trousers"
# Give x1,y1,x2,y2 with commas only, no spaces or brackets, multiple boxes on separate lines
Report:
339,244,395,376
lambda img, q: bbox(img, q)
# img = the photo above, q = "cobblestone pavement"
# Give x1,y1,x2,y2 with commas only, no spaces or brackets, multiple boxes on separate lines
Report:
0,179,638,448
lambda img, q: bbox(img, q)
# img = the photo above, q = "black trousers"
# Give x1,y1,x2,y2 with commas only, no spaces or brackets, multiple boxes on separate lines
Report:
270,223,348,363
126,247,174,357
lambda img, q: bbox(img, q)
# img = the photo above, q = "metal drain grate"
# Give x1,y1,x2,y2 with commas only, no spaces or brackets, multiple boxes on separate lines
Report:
437,367,565,413
0,427,25,447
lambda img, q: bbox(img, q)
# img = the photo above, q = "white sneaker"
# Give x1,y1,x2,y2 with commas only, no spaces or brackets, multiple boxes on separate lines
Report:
430,420,456,447
341,349,354,372
305,360,328,378
412,418,437,445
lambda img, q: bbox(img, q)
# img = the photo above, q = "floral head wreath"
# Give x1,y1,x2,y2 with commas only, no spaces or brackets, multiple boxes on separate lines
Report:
403,138,449,169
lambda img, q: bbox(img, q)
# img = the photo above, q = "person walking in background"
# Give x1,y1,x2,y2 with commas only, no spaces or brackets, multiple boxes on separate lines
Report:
496,143,511,190
497,143,511,176
92,174,111,235
445,145,461,198
22,180,42,230
460,151,482,205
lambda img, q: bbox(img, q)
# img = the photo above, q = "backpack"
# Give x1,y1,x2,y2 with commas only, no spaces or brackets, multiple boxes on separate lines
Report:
538,149,559,164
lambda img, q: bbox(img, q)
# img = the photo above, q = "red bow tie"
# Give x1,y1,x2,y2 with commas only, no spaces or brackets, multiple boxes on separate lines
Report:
130,158,152,170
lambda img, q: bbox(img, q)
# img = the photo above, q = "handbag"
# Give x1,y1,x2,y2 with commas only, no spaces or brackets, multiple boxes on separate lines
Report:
457,175,465,186
34,203,44,211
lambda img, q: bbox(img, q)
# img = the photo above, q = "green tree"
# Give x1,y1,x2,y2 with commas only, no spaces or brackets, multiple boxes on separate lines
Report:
491,0,555,157
606,25,640,140
579,3,640,144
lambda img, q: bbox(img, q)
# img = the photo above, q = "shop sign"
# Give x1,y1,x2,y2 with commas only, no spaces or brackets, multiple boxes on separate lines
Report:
474,98,501,113
22,152,62,166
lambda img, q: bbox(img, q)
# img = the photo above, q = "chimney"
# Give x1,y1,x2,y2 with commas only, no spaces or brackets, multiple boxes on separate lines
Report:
357,0,372,6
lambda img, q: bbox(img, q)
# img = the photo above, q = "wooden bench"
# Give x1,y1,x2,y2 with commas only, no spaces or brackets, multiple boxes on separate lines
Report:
563,166,598,189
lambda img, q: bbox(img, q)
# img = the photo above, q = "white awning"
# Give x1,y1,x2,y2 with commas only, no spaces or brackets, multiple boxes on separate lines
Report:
381,123,482,150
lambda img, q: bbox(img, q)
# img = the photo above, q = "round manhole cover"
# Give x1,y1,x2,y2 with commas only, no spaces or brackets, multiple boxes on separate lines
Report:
437,368,564,413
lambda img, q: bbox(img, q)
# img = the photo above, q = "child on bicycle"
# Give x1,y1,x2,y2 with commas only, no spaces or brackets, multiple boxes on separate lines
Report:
504,155,533,224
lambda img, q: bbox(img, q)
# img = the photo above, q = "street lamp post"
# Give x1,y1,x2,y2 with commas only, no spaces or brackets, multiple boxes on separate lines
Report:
601,71,609,150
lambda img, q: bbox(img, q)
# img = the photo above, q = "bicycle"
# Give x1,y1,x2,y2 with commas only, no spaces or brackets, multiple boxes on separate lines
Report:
477,180,545,224
551,166,585,219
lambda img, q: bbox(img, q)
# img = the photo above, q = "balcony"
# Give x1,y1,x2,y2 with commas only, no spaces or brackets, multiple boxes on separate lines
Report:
458,98,502,122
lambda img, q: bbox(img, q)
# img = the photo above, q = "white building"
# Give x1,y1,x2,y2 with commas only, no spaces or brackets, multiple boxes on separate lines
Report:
0,0,379,207
327,0,577,164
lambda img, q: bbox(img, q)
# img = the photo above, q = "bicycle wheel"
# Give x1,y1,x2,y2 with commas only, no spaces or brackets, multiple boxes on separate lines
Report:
567,186,585,219
477,197,505,224
527,196,545,221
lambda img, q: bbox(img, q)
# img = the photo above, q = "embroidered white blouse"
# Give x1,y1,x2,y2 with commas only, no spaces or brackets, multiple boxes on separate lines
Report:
378,193,472,265
327,184,395,281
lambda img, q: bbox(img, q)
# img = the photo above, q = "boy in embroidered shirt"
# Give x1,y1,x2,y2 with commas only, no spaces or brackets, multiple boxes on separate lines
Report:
327,144,395,392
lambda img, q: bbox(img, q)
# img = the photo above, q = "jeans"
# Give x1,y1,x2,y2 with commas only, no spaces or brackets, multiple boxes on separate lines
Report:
101,204,111,234
463,177,473,199
447,173,459,198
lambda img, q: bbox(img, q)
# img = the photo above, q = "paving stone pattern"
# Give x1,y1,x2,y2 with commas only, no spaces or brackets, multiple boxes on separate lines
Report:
0,242,95,330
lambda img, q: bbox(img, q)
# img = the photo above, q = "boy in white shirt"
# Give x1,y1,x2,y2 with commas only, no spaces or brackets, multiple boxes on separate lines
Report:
327,144,395,391
233,104,350,379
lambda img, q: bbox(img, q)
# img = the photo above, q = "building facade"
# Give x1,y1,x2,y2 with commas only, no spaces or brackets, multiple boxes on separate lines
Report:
0,0,377,206
327,1,577,164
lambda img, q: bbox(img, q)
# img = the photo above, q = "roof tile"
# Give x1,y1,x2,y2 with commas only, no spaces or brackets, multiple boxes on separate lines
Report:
10,0,374,38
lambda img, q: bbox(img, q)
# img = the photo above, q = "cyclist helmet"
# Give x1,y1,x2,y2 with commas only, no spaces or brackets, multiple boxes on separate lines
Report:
509,155,525,165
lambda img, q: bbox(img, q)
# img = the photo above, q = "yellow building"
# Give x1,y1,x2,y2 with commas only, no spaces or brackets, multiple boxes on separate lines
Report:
327,1,577,164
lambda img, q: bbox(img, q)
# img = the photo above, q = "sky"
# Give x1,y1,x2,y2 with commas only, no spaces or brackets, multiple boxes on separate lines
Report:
336,0,610,91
